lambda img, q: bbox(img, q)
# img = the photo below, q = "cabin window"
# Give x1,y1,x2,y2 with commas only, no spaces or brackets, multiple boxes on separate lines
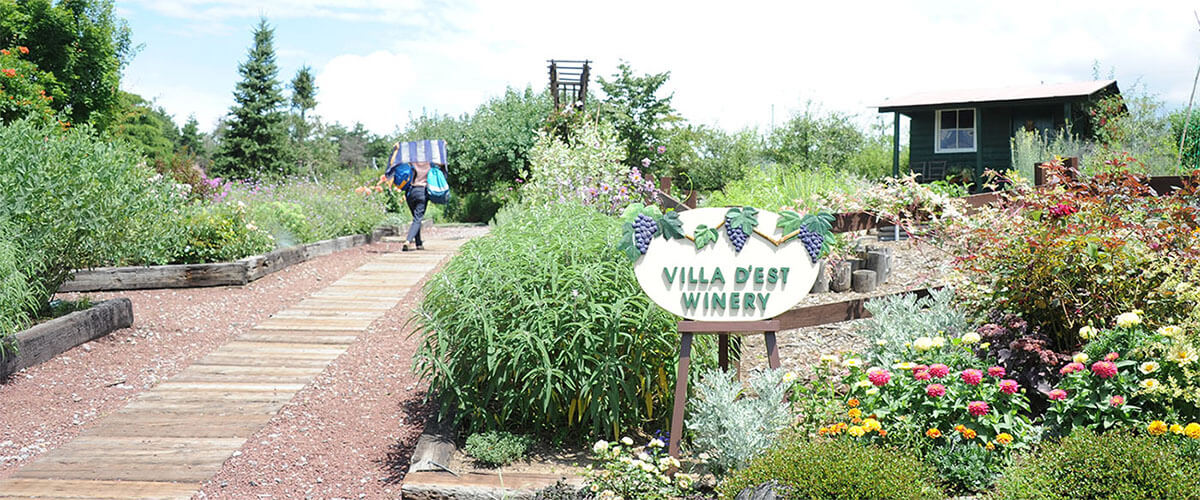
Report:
935,108,976,153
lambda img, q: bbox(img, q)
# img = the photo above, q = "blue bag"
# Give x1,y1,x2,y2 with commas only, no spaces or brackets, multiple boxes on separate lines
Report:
385,162,414,192
426,165,451,204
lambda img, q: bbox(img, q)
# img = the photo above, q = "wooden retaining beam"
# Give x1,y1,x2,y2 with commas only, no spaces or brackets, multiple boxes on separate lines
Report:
0,299,133,379
59,228,399,293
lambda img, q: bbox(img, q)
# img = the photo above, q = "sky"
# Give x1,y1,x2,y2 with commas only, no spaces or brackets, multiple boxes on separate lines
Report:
116,1,1200,136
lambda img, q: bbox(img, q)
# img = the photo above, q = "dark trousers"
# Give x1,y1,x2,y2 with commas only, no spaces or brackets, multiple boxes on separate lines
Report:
406,186,427,246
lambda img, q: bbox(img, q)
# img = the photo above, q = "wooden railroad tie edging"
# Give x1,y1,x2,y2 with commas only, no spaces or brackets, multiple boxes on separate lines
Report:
0,298,133,379
58,227,402,293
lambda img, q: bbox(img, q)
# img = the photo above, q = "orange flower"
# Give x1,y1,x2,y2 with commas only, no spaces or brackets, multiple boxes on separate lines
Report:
847,398,860,408
985,442,996,451
848,408,862,418
925,428,942,439
0,49,8,55
996,433,1013,445
954,424,966,433
17,46,28,54
962,428,977,440
851,417,862,424
1,68,15,78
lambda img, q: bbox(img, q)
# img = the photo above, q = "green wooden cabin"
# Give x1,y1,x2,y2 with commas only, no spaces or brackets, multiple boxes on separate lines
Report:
877,80,1120,184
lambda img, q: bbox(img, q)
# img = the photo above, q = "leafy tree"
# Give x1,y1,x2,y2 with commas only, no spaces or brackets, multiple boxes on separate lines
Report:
179,114,203,155
0,0,133,129
598,62,676,170
0,42,61,124
109,91,178,167
764,105,867,172
662,125,762,192
212,18,291,179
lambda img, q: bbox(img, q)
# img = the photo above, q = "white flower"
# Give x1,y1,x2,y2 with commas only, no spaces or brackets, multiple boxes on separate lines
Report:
961,332,982,344
819,354,839,365
875,339,887,346
1140,378,1160,390
854,379,871,388
1158,325,1183,338
932,336,946,348
1140,361,1160,374
1072,352,1089,364
842,358,863,368
648,438,665,448
782,371,798,384
1116,312,1142,328
865,388,880,395
620,436,633,446
1079,325,1098,340
913,337,935,352
637,452,651,462
592,440,609,454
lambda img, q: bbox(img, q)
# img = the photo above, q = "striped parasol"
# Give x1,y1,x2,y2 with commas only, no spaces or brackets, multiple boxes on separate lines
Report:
388,140,448,168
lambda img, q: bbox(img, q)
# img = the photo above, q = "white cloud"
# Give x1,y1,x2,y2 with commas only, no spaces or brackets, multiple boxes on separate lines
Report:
314,50,416,133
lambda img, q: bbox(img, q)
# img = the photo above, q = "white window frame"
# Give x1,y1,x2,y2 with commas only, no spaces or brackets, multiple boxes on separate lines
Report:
934,108,977,153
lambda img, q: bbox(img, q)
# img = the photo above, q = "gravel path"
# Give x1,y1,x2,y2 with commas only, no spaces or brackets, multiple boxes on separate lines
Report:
0,225,488,498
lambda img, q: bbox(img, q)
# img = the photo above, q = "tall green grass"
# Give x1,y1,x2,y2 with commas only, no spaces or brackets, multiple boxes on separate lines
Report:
703,165,869,213
413,202,683,440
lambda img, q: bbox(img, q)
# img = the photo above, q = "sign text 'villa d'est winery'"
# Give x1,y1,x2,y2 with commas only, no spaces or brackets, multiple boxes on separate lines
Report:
631,207,820,322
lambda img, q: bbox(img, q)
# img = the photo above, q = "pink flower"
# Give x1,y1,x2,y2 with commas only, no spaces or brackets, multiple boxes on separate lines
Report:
960,369,983,385
1091,361,1118,379
1047,389,1068,401
1059,362,1085,375
1104,352,1119,362
1109,395,1125,407
656,145,667,154
868,369,891,387
967,401,990,417
641,158,651,168
987,366,1006,378
913,370,932,381
913,364,928,373
926,383,946,397
928,364,950,378
998,379,1019,395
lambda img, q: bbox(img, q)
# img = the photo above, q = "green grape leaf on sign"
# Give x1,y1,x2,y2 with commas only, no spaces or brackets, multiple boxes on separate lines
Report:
618,222,640,261
694,224,718,250
725,207,759,234
778,210,805,235
801,212,835,238
659,211,686,240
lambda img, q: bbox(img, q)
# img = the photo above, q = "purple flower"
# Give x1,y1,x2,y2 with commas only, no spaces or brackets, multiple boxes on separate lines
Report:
657,145,666,154
641,158,651,168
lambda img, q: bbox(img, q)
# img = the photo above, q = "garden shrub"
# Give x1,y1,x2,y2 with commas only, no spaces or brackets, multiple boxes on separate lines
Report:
413,202,681,438
0,226,37,359
857,288,971,368
688,368,793,477
463,431,533,466
0,119,184,304
174,202,275,265
717,438,943,500
705,164,867,213
522,119,658,215
584,437,696,500
994,430,1200,500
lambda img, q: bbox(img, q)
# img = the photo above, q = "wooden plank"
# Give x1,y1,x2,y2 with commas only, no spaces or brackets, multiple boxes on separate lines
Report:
13,462,222,483
775,287,933,330
269,309,382,318
121,399,284,414
677,320,780,333
237,333,358,344
151,382,306,392
128,390,296,403
253,317,375,329
0,479,198,499
58,262,248,293
81,415,269,438
0,299,134,378
191,354,334,368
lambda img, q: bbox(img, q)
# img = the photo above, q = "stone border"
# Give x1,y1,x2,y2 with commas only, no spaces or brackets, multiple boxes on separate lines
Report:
57,225,417,293
0,298,133,379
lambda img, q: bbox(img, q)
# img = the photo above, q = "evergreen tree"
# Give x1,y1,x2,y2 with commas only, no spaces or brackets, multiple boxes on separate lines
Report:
179,114,203,155
290,65,318,121
213,18,291,179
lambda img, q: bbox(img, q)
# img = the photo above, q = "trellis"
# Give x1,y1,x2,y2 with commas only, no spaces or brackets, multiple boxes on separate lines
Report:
548,59,591,110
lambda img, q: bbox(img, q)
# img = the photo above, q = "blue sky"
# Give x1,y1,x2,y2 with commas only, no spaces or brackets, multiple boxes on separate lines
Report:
117,1,1200,136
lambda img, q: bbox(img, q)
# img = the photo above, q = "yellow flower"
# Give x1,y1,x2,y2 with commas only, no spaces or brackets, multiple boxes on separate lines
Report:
1140,361,1160,374
1072,352,1089,364
1140,379,1160,390
961,332,982,344
1171,424,1185,435
985,442,996,451
892,362,915,370
913,337,935,352
1186,423,1200,439
848,426,866,437
1079,325,1097,340
1116,312,1142,328
1169,344,1199,365
1148,420,1169,436
962,428,977,440
848,408,863,418
926,428,942,439
782,371,798,384
932,337,946,348
996,433,1013,445
819,354,839,365
1158,325,1183,338
863,418,882,432
843,358,863,368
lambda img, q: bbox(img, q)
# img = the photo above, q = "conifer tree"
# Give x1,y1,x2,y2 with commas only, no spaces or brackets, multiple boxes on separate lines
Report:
290,65,318,121
179,115,203,155
213,18,291,178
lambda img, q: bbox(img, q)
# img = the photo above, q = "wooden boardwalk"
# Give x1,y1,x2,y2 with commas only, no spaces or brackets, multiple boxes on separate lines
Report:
0,238,468,499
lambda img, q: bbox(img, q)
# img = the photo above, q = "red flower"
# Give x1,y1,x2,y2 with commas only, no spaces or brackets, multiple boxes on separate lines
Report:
1059,362,1085,375
967,400,990,417
928,364,950,378
987,366,1006,378
0,49,8,56
913,370,932,381
960,369,983,385
1109,395,1125,407
1104,352,1119,362
926,383,946,397
1091,361,1118,379
17,46,28,55
1047,388,1068,401
1,68,15,78
867,369,891,387
998,379,1019,395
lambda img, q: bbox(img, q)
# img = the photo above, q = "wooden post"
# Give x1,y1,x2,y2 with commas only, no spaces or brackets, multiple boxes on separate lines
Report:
669,320,781,458
659,176,673,195
685,190,698,209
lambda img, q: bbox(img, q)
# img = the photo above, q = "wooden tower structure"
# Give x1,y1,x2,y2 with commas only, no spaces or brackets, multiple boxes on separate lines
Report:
548,59,591,110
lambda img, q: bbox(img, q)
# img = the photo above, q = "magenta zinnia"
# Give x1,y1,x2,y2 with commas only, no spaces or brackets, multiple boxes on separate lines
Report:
967,401,990,417
1048,389,1068,401
868,369,891,386
928,364,949,378
1091,361,1118,379
998,379,1019,395
926,383,946,397
987,366,1006,378
1110,395,1125,407
1060,362,1085,375
960,369,983,385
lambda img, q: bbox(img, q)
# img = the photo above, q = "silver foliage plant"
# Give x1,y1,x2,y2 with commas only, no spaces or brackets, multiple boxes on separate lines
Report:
687,368,792,477
857,287,969,366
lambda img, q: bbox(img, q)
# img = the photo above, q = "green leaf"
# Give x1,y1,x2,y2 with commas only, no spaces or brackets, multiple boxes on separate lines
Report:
617,222,640,261
778,210,805,234
801,212,835,238
619,203,646,224
694,225,718,250
659,211,686,240
725,207,759,234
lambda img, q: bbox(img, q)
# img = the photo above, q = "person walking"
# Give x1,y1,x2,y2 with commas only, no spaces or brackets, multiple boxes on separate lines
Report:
403,161,431,252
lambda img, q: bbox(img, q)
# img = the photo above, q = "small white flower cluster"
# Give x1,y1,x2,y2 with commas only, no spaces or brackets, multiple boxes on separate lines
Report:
585,436,695,497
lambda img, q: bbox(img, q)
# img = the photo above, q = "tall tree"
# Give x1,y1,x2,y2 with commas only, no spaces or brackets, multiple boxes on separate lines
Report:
598,61,676,170
213,18,291,179
289,65,317,121
179,114,203,155
0,0,133,129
